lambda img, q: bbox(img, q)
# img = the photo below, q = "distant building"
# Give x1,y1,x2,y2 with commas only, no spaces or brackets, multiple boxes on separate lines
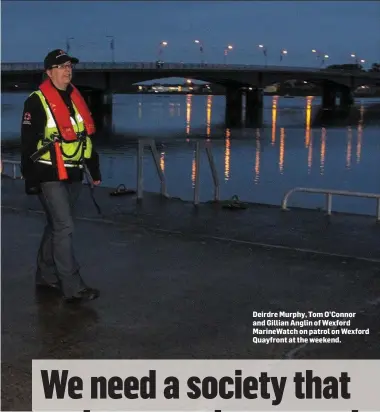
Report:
264,84,278,93
147,84,196,93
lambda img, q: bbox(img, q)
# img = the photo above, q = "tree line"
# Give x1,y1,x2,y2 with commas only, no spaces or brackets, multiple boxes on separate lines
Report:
325,63,380,72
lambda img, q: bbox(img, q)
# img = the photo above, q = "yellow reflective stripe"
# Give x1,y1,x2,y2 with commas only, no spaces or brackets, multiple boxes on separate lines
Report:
46,108,78,128
76,111,83,122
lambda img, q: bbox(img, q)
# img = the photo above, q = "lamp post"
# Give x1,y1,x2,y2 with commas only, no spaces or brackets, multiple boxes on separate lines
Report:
66,37,74,53
350,53,359,64
106,36,115,62
224,44,233,64
158,41,168,59
258,44,267,66
280,49,287,63
321,54,329,67
194,40,204,64
312,49,328,67
312,49,321,66
351,54,366,68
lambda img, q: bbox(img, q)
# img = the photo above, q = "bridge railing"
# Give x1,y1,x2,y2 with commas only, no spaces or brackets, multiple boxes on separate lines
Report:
281,187,380,222
1,61,317,71
2,61,379,77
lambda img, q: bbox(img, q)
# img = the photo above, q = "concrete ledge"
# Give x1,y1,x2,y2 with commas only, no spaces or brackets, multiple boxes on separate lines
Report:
2,179,380,261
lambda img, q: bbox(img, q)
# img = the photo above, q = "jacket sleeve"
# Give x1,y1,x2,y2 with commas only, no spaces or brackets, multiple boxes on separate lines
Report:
20,94,46,183
84,140,102,181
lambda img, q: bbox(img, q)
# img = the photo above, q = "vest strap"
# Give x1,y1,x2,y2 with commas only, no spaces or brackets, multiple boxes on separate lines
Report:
38,79,95,141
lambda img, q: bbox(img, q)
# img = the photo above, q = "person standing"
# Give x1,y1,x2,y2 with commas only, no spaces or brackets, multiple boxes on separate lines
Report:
20,49,101,303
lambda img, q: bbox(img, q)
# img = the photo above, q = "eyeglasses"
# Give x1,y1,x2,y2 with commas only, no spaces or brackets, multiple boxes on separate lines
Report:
50,63,74,70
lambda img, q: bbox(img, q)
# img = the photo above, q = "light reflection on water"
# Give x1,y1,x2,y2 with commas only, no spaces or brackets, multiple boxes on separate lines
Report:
2,92,380,215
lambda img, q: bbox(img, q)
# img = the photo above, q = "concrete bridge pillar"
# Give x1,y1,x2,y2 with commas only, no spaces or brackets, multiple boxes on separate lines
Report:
81,89,113,133
245,88,263,127
225,88,243,127
321,84,336,110
340,89,354,110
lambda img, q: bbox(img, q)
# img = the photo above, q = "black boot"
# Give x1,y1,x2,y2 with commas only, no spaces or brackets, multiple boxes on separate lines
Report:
64,287,100,303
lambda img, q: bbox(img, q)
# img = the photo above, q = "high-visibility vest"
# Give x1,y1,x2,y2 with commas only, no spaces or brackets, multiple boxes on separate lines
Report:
32,90,93,167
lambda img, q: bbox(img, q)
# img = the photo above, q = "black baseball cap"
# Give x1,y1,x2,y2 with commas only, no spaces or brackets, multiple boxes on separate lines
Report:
44,49,79,70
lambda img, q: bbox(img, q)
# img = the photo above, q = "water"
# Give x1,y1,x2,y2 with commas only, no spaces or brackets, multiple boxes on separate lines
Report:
2,92,380,216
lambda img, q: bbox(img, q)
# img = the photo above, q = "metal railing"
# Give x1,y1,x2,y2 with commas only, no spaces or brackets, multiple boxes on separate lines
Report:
3,158,380,218
193,140,220,205
2,140,220,206
1,159,22,179
282,187,380,221
2,61,379,79
1,61,333,72
136,139,220,205
137,139,168,200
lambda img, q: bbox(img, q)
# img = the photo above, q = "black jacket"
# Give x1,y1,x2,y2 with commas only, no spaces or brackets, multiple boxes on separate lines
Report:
20,82,101,193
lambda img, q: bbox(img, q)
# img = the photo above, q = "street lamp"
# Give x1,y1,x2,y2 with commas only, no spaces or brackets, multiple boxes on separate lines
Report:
321,54,329,66
224,44,233,64
258,44,267,66
351,54,366,68
158,41,168,59
351,53,365,66
106,36,115,62
350,53,358,64
280,49,287,62
312,49,323,66
312,49,328,67
66,37,74,53
194,40,204,64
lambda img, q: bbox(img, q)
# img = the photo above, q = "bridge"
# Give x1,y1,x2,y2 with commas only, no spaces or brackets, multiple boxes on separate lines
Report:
2,61,380,128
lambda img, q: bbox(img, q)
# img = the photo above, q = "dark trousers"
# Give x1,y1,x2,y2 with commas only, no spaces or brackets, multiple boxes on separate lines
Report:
36,181,87,297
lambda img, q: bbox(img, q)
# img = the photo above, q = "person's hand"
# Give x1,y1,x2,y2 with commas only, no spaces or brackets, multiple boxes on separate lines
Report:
93,180,101,185
25,179,41,195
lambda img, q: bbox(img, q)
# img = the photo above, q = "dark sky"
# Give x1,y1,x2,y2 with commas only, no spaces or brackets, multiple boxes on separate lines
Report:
2,1,380,67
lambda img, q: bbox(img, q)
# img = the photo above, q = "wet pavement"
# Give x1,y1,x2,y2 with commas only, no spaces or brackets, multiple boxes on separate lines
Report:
2,178,380,410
